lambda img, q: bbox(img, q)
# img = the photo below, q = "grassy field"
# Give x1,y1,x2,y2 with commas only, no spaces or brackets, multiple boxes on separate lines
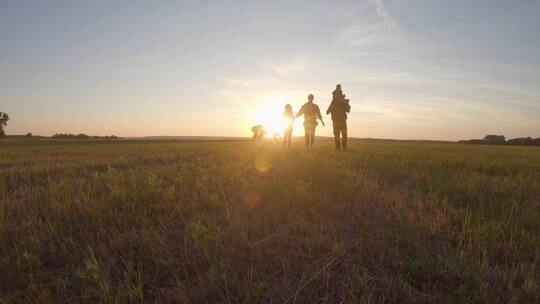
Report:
0,138,538,303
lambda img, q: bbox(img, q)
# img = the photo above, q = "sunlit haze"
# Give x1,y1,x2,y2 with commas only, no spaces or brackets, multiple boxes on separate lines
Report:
2,1,539,140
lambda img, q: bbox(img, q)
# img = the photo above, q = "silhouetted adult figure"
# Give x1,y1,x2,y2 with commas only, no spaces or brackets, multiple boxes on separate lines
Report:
296,94,325,148
326,84,351,151
282,104,294,148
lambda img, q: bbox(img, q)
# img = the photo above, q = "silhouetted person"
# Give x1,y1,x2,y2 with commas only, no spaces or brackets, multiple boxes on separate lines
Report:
296,94,325,148
332,84,344,101
282,103,294,148
327,84,351,151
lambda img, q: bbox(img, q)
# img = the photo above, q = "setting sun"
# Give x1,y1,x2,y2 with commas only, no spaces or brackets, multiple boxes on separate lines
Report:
251,93,304,137
253,105,286,136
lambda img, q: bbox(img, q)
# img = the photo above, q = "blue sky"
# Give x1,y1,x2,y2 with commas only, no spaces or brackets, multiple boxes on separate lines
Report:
1,0,539,140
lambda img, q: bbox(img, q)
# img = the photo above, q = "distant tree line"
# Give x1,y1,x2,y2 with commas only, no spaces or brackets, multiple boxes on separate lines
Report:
52,133,118,139
0,112,9,137
459,135,540,146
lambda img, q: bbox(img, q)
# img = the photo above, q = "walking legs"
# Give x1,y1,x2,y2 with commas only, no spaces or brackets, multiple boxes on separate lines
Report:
283,128,292,148
334,136,341,150
341,128,347,150
333,123,342,150
333,123,348,151
304,125,316,148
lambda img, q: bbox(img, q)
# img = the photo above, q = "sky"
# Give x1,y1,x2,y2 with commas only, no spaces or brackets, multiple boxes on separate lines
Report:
1,0,539,140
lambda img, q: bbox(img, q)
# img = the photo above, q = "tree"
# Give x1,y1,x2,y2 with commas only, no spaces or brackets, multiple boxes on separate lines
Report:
251,125,266,140
483,134,506,145
0,112,9,137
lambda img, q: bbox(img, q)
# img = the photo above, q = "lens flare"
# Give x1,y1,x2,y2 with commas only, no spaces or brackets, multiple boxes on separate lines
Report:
243,191,260,208
254,154,272,173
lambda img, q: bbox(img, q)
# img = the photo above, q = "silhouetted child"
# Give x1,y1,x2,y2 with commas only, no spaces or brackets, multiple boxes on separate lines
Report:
333,84,349,103
282,104,294,148
333,84,344,100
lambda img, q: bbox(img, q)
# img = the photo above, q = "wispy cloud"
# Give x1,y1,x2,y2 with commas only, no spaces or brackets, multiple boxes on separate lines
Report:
257,55,306,75
339,0,397,47
374,0,395,28
218,55,310,101
339,23,387,46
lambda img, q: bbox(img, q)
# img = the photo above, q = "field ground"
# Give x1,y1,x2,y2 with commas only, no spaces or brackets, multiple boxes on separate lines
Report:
0,138,538,303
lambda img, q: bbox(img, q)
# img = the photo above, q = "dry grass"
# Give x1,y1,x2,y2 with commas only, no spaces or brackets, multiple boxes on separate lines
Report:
0,138,538,303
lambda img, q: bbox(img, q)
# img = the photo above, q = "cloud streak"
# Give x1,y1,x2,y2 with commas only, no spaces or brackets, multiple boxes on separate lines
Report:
339,0,398,47
257,55,306,75
374,0,395,28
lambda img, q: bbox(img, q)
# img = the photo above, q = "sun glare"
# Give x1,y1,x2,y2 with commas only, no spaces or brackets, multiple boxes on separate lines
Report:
253,105,286,136
251,93,304,137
